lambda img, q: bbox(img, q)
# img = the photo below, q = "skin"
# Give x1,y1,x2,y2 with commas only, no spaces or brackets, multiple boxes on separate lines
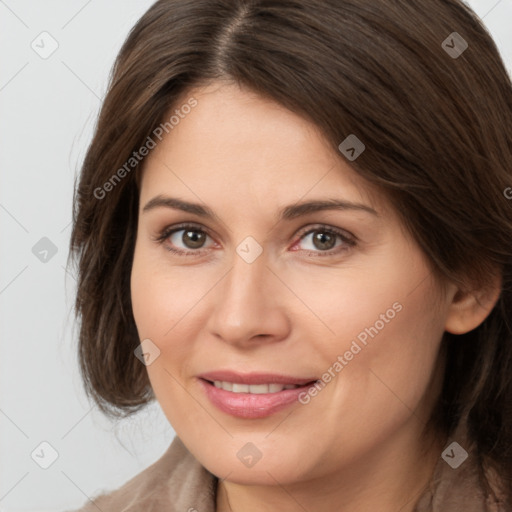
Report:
130,81,501,512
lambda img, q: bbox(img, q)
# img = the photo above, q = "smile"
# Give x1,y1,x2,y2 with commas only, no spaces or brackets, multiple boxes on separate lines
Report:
211,381,300,393
198,377,319,419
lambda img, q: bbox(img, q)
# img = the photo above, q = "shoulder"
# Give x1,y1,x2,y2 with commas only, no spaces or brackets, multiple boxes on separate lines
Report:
414,422,511,512
67,436,217,512
481,461,511,512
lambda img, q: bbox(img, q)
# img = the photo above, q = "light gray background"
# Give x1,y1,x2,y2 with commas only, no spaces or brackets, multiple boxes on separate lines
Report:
1,1,511,511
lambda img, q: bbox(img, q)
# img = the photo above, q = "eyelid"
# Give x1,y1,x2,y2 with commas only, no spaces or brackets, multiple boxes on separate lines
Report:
294,223,356,243
152,222,217,252
154,222,357,257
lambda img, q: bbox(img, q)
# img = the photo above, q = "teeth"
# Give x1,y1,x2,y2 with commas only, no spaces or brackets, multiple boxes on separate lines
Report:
212,381,300,393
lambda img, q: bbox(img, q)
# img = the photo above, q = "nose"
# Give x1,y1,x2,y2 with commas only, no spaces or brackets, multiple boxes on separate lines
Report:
205,248,290,347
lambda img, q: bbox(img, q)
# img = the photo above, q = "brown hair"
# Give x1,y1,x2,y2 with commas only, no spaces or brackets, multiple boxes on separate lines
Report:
69,0,512,497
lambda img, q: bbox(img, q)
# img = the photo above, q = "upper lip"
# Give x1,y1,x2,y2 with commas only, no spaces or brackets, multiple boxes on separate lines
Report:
198,370,318,386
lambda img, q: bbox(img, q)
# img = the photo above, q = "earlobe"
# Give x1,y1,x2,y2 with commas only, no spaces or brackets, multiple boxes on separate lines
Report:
444,273,502,335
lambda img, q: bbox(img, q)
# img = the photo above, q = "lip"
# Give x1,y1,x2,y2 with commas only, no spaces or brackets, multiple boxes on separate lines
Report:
198,370,318,386
197,371,319,419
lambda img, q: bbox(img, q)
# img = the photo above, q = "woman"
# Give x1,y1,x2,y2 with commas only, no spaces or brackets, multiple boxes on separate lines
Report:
68,0,512,510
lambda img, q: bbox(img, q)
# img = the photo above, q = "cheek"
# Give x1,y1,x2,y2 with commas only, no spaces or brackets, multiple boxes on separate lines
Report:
130,249,213,391
366,294,445,404
130,246,208,339
299,257,445,437
130,256,200,428
323,283,445,439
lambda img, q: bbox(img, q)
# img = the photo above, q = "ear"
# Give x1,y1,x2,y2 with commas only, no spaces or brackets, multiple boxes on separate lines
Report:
444,271,502,335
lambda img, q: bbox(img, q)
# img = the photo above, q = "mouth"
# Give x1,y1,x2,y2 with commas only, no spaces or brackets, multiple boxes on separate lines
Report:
197,372,319,418
206,380,305,393
198,370,318,387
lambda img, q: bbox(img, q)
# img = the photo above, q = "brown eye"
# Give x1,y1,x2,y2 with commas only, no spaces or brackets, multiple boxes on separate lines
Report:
179,229,207,249
156,224,215,255
294,225,356,257
311,230,337,251
156,223,355,258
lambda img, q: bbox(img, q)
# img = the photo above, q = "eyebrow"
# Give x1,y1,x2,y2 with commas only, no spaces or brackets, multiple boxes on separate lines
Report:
142,195,379,220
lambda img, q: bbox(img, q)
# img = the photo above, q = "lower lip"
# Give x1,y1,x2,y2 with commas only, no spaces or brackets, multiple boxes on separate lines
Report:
198,378,317,419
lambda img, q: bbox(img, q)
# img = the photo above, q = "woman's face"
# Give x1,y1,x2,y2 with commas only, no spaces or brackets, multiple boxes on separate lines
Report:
131,81,452,486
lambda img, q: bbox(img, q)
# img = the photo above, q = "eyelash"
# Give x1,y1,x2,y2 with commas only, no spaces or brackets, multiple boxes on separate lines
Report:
153,222,357,258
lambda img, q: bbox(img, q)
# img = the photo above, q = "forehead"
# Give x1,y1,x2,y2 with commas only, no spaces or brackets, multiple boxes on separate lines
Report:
140,82,386,215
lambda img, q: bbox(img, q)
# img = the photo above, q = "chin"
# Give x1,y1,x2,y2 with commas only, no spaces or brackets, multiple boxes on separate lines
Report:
196,445,312,486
